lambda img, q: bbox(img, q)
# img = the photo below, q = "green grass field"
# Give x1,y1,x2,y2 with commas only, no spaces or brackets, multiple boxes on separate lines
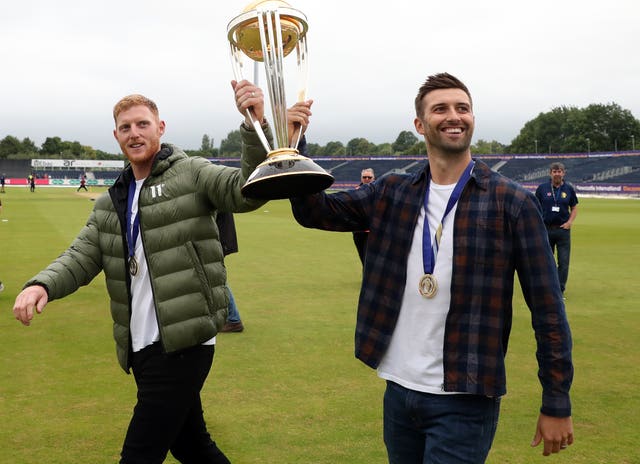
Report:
0,187,638,463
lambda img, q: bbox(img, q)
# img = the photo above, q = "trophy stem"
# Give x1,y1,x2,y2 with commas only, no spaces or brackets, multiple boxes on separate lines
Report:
231,42,273,154
292,125,303,150
291,35,308,150
258,10,289,148
245,108,272,153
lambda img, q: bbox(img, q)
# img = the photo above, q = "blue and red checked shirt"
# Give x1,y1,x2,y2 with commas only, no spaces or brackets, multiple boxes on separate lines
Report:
290,159,573,417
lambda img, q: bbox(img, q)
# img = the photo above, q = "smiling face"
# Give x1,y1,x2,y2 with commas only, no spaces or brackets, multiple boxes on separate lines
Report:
414,88,474,157
113,104,165,178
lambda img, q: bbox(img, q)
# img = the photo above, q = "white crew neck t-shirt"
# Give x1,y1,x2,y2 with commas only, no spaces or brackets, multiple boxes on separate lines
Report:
128,178,215,352
377,181,461,394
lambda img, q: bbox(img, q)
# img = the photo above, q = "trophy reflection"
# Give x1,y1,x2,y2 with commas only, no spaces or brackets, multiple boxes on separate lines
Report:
228,0,334,200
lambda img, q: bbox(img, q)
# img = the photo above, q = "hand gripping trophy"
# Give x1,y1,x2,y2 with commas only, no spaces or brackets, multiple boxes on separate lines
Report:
228,0,334,199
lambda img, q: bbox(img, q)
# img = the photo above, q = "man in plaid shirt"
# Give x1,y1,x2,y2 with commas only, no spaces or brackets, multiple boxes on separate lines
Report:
290,73,574,463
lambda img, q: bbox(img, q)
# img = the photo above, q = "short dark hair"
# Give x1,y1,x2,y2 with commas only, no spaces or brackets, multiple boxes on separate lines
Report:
414,72,472,117
550,162,566,171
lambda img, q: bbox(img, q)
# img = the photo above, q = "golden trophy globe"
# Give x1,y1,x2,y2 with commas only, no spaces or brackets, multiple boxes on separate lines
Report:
228,0,334,199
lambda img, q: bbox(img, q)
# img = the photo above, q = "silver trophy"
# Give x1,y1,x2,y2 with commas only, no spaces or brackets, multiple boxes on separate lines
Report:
228,0,334,199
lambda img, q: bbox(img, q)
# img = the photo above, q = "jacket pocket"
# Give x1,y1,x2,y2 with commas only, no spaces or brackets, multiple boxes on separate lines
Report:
184,241,216,316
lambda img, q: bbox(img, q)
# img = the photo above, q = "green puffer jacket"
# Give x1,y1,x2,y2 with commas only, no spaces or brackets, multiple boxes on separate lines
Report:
25,125,271,372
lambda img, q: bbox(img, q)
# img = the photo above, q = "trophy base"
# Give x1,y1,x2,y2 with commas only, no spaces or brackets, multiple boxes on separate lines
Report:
241,148,334,200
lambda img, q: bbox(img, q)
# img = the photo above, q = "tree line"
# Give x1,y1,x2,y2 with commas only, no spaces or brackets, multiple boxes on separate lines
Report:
2,103,639,160
0,135,120,160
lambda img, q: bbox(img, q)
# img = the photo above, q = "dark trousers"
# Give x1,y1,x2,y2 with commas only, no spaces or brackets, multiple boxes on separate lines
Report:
547,227,571,292
120,343,230,464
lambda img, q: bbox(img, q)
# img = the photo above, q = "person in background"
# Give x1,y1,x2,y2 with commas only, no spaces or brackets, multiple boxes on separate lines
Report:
12,79,274,464
1,173,6,193
216,211,244,333
77,174,89,192
352,168,375,265
290,72,573,463
213,100,314,335
535,162,578,296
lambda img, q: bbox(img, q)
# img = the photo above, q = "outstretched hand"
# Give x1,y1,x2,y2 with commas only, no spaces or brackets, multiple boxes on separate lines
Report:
13,285,49,326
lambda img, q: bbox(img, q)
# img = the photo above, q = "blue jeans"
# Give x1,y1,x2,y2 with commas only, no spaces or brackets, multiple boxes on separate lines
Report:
547,228,571,292
383,381,500,464
226,287,241,323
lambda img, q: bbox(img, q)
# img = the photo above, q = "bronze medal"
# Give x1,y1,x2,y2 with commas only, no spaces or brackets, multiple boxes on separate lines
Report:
129,256,138,276
418,274,437,298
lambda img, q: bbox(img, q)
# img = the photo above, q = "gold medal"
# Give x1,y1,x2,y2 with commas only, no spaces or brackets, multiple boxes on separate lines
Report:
418,274,437,298
129,256,138,276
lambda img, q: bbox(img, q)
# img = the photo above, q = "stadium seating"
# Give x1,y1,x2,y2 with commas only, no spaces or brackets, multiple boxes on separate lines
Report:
2,152,638,188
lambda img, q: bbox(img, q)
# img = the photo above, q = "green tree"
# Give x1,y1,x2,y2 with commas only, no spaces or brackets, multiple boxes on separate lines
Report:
508,106,574,154
582,103,640,151
96,150,123,160
346,137,374,156
375,143,394,156
219,130,243,157
392,130,419,154
405,141,427,155
21,137,39,154
322,141,346,156
508,103,640,153
59,141,83,158
40,136,64,156
80,145,97,159
472,139,506,155
305,142,322,155
201,134,213,152
0,136,23,158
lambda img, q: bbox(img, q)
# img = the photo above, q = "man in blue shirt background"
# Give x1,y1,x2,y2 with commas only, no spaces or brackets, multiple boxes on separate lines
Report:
535,162,579,295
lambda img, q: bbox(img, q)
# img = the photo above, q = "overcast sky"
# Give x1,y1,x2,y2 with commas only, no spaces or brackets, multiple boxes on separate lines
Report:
1,0,637,153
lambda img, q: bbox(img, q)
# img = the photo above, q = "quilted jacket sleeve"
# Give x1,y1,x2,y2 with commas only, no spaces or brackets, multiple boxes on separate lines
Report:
24,208,104,301
194,122,273,213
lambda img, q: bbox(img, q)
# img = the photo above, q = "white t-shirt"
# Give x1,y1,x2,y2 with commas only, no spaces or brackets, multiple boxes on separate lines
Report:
128,179,215,352
377,181,461,394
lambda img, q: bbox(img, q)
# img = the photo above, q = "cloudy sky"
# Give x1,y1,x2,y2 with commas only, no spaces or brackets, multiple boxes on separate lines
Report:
1,0,637,153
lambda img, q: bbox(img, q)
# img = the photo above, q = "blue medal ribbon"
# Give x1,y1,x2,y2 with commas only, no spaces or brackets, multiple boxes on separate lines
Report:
126,180,141,268
422,161,475,275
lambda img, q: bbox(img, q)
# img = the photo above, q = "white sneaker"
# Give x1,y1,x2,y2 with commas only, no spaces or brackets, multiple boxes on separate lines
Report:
0,282,4,292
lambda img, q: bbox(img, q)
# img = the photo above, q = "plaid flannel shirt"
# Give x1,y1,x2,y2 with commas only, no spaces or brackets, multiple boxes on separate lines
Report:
290,159,573,417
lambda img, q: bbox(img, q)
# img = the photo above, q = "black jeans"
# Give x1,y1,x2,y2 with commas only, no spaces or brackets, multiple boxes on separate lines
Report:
547,227,571,292
120,343,230,464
